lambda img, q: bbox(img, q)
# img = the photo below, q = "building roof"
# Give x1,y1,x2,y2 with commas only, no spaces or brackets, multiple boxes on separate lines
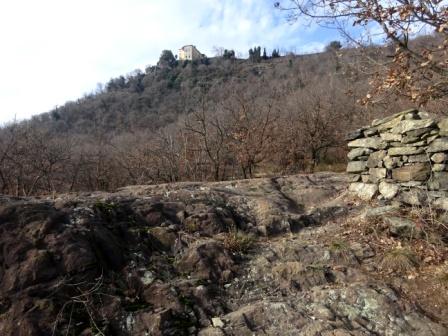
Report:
180,45,197,50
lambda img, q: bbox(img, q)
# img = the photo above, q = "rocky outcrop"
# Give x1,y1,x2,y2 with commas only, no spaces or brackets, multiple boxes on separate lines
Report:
1,173,447,335
347,109,448,207
0,174,349,336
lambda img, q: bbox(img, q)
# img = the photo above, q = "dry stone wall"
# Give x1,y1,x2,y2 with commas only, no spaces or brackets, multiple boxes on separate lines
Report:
347,109,448,209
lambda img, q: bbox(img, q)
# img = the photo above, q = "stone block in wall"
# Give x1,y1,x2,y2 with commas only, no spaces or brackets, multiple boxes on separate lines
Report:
363,127,378,137
406,127,433,138
391,163,430,182
391,140,427,147
390,119,436,134
438,118,448,136
380,133,402,142
402,139,426,147
408,154,430,163
375,116,405,132
346,161,367,173
432,198,448,210
426,137,448,152
348,183,378,201
431,153,447,163
426,134,439,144
388,147,424,156
366,150,387,168
408,154,429,163
418,111,430,119
432,164,447,172
348,137,384,149
347,148,373,160
400,181,424,187
379,181,399,199
401,135,422,144
428,172,448,190
428,190,448,198
346,128,364,141
383,156,402,169
351,174,362,182
371,108,417,127
369,168,387,183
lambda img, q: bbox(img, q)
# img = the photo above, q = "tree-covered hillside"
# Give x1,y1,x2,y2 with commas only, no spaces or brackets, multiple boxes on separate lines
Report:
0,42,444,196
31,50,355,135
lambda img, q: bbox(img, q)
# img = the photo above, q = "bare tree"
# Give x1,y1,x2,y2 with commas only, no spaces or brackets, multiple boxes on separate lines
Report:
282,74,356,171
276,0,448,105
212,46,225,57
184,97,231,181
0,122,20,194
224,88,279,178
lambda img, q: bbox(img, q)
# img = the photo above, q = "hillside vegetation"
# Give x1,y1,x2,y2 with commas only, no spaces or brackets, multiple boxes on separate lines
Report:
0,41,444,196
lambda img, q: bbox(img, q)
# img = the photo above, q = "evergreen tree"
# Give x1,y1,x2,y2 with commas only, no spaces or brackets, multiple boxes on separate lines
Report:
223,49,235,59
325,41,342,52
158,50,177,68
249,46,262,63
256,47,261,61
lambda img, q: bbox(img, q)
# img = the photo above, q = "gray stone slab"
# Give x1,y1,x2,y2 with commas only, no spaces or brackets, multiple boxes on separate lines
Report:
426,137,448,152
388,147,424,156
391,163,430,182
348,137,383,149
390,119,435,134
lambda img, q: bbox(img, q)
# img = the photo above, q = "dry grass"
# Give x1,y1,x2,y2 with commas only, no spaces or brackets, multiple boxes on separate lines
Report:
352,202,447,266
380,247,419,274
184,219,200,233
223,230,255,253
272,261,304,286
330,240,350,251
399,205,448,265
360,214,389,237
329,240,352,264
406,205,448,245
439,272,448,287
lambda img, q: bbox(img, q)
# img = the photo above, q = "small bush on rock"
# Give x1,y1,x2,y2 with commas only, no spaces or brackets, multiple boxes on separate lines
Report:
380,247,419,274
329,240,352,263
223,230,255,253
439,272,448,287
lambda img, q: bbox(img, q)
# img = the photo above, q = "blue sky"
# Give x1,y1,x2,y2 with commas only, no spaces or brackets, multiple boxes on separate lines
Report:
0,0,340,124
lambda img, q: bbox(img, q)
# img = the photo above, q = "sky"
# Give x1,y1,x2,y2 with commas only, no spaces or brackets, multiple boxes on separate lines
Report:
0,0,340,124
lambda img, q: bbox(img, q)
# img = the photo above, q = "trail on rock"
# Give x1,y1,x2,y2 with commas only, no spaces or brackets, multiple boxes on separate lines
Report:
0,173,446,336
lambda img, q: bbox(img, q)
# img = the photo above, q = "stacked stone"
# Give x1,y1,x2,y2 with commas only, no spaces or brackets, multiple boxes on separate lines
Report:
346,109,448,209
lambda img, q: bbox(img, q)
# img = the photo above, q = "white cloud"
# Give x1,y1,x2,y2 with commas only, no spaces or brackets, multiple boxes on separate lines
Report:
0,0,321,124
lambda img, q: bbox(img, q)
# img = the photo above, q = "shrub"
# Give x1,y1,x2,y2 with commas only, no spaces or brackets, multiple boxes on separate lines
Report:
223,230,255,253
329,240,352,263
380,247,419,274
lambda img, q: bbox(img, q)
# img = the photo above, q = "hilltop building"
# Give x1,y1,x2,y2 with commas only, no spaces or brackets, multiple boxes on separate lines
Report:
178,45,204,61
